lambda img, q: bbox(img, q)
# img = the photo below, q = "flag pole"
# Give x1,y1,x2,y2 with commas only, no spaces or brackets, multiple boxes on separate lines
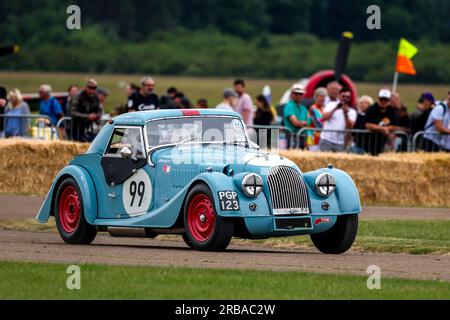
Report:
392,71,399,93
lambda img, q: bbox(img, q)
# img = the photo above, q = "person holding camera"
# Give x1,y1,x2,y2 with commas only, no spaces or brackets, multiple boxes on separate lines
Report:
319,87,357,152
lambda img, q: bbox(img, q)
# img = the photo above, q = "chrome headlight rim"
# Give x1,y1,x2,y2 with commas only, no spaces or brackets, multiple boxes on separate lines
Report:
241,173,264,198
315,173,336,197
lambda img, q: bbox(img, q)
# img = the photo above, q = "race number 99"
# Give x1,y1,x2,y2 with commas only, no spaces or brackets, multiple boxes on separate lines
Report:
123,170,152,216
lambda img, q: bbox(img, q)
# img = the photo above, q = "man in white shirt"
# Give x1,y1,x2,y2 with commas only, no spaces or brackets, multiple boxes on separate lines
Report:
319,87,357,152
324,81,342,106
216,88,237,111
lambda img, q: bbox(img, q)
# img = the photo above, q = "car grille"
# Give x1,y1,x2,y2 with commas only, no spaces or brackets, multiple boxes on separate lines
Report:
267,166,310,215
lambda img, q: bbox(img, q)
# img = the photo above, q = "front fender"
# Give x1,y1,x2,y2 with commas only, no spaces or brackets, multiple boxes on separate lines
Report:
35,165,98,225
193,172,271,218
303,168,361,216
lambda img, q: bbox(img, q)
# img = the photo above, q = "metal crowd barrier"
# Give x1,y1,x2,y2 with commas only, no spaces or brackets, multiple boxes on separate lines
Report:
3,118,448,154
0,114,55,140
296,128,411,154
246,125,295,150
235,125,417,154
412,131,449,152
56,116,110,141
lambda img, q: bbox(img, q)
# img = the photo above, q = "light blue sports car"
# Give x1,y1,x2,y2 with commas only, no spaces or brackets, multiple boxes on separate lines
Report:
37,109,361,253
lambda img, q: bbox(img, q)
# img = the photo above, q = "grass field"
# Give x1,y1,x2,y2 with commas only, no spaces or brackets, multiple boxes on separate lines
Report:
0,261,449,300
2,219,449,255
0,71,448,113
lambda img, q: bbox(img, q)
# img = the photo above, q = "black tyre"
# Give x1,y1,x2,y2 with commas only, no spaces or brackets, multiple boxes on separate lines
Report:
54,177,97,245
181,233,195,249
183,184,234,251
310,214,358,254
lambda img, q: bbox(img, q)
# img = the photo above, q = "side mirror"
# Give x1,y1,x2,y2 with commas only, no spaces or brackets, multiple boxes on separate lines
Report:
249,141,260,150
120,146,133,159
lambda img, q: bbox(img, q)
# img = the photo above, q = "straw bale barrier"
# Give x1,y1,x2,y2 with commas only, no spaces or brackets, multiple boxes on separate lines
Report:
0,140,449,207
0,140,89,196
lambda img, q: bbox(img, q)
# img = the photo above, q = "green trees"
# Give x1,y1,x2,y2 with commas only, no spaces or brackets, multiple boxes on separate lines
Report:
0,0,449,82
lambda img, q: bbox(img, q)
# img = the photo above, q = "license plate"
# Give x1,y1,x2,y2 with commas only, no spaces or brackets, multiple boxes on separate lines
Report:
275,217,312,230
218,191,240,211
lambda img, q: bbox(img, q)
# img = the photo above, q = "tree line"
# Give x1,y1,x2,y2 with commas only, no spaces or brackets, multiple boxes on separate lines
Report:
0,0,449,82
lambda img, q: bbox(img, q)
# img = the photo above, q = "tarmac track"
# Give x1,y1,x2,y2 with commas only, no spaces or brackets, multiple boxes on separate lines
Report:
0,195,449,281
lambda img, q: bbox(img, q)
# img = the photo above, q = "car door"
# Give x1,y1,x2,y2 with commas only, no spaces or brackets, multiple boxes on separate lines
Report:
98,126,154,219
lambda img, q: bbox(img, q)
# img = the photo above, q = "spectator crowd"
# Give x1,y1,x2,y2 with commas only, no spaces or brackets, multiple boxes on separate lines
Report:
0,76,449,153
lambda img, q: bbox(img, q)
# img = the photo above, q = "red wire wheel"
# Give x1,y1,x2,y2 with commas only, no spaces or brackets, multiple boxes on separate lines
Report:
187,194,216,242
58,185,81,234
182,183,234,251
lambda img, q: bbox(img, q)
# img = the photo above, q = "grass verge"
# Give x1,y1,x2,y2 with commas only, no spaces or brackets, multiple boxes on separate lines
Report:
0,261,449,300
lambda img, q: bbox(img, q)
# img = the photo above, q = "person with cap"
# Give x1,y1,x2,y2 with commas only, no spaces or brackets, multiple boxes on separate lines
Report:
97,87,108,114
364,89,397,155
422,91,450,152
70,78,102,142
0,86,8,138
283,84,310,149
216,89,237,111
410,92,436,137
234,79,254,126
38,84,64,126
128,76,159,112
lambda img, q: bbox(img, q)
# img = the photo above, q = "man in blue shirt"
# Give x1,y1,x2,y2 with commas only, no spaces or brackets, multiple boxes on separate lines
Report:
39,84,63,126
423,91,450,152
283,84,310,148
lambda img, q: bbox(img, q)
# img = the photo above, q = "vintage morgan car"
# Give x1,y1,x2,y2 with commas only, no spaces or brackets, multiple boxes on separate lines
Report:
37,109,361,253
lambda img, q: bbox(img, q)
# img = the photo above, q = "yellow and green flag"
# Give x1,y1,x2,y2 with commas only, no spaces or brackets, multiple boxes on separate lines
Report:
396,38,418,75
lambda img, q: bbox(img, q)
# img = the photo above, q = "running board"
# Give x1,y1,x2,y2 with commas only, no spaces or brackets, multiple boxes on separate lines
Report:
108,227,185,238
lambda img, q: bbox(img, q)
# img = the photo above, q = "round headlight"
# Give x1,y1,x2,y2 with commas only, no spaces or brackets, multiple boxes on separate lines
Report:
315,173,336,197
242,174,264,197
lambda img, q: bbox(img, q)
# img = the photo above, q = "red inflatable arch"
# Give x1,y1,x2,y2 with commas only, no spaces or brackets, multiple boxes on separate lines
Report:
304,70,358,106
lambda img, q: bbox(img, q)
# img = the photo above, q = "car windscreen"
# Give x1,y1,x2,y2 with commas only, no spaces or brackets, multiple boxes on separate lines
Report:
146,117,247,148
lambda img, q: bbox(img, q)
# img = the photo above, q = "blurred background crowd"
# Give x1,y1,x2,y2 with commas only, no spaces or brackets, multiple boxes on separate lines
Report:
1,77,448,155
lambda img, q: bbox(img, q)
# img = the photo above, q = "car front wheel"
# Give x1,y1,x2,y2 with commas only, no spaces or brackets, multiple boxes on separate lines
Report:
183,184,234,251
310,214,358,254
54,177,97,245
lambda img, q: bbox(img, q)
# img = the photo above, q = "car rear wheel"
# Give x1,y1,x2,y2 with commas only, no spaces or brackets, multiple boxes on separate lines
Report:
183,184,234,251
310,214,358,254
54,178,97,245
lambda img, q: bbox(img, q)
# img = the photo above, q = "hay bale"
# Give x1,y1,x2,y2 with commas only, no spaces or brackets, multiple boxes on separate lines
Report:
280,150,450,207
0,140,449,207
0,139,88,195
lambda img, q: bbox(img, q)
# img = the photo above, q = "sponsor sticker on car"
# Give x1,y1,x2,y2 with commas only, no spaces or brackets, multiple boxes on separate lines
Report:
314,217,331,225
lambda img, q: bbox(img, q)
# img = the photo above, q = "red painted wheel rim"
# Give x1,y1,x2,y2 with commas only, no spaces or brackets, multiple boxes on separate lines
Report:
58,186,81,233
187,194,215,242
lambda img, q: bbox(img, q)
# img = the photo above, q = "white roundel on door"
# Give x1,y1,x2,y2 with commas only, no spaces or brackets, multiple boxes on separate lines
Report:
122,169,152,216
